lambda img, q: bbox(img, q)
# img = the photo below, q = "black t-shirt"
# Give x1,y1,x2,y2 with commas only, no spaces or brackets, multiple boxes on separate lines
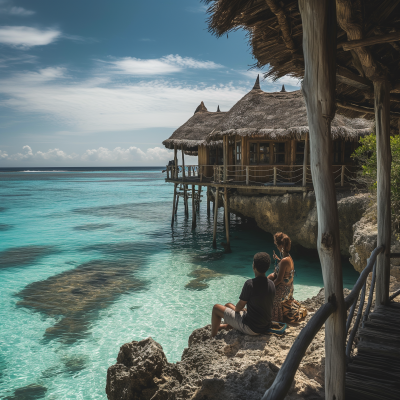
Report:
239,276,275,333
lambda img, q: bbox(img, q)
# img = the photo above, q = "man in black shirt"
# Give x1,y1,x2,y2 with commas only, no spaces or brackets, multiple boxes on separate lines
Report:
211,252,275,337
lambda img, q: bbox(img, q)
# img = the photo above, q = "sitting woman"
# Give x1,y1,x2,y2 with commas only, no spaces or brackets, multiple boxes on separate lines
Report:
268,232,294,322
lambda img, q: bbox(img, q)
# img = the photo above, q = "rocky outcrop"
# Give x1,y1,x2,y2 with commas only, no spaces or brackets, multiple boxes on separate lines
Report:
349,205,400,282
225,191,369,256
106,290,335,400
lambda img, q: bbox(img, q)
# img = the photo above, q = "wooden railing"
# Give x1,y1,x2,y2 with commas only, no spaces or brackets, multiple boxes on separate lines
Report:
262,245,385,400
166,164,358,187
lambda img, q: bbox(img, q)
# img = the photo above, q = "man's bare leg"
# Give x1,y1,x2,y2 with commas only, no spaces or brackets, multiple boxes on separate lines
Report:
211,304,226,337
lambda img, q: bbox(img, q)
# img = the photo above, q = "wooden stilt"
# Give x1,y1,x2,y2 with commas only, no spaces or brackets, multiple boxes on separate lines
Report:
191,185,196,230
298,2,345,400
181,145,185,181
174,145,178,179
374,79,392,307
175,191,179,215
213,187,219,248
171,183,177,227
184,185,189,218
207,187,211,217
198,185,202,212
223,189,231,253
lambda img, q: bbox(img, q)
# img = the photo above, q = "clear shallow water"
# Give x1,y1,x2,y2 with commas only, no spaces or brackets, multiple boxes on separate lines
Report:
0,168,359,399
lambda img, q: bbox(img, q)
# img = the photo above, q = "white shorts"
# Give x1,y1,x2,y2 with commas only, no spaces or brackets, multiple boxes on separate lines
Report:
223,308,259,336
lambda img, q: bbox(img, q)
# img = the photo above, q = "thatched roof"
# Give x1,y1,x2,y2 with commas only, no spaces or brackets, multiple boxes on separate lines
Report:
208,83,372,142
205,0,400,133
163,102,227,150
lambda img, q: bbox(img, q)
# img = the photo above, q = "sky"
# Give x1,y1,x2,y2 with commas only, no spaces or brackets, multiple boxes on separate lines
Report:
0,0,300,167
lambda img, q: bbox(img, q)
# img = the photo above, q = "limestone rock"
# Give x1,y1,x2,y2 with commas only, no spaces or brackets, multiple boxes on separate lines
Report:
106,292,330,400
225,191,369,256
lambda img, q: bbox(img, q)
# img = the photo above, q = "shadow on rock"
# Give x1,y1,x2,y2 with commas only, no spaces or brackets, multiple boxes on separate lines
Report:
4,384,47,400
0,246,58,269
16,260,146,344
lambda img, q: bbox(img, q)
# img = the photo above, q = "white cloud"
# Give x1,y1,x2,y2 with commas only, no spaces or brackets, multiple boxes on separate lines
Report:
0,67,246,134
106,54,223,76
186,5,208,13
0,26,61,48
0,145,176,165
8,6,35,16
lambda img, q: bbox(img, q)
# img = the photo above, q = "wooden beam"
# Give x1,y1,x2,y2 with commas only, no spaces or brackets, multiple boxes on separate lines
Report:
374,80,392,308
206,186,211,217
265,0,296,53
339,31,400,51
223,190,231,253
337,100,400,117
173,145,178,179
212,187,219,249
336,65,372,91
181,145,185,180
336,0,386,81
298,2,346,400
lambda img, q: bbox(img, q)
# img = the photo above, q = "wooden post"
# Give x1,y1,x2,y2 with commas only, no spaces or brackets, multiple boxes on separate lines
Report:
298,2,346,400
223,136,227,182
175,191,179,214
191,185,196,230
188,166,191,177
273,167,277,186
374,79,392,307
200,166,203,182
181,145,185,181
303,133,309,187
340,165,345,186
213,166,216,182
207,187,211,217
174,145,178,179
213,187,219,248
184,185,189,218
246,166,249,185
223,189,231,252
171,183,177,227
198,186,202,212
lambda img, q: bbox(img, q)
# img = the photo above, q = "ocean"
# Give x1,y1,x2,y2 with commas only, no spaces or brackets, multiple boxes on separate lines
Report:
0,168,358,399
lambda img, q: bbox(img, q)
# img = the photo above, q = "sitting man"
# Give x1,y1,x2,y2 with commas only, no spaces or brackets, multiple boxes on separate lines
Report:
211,252,275,337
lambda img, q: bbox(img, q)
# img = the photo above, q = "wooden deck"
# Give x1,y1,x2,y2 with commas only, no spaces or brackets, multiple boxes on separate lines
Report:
346,301,400,400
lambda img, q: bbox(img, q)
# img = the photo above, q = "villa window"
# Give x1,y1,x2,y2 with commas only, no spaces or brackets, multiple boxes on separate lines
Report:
236,141,242,165
259,142,270,164
249,143,257,164
209,147,223,165
295,141,305,165
333,141,342,164
273,142,286,164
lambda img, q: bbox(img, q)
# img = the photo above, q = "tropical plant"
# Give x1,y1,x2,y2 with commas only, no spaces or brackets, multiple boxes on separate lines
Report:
352,132,400,235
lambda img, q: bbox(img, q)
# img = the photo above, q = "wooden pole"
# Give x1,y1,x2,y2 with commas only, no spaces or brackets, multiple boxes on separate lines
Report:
174,145,178,179
273,167,277,186
181,145,185,181
246,166,249,185
207,187,211,217
303,133,309,187
198,186,202,212
171,183,177,227
191,185,196,230
340,165,345,186
213,187,219,248
223,136,227,183
184,185,189,218
298,2,346,400
374,79,392,307
223,189,231,252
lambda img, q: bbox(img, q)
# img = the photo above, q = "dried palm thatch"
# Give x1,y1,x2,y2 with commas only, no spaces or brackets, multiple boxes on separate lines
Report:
208,84,372,141
163,102,226,150
204,0,400,133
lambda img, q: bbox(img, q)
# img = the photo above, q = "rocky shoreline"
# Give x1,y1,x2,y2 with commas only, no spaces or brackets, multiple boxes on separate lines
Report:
106,289,334,400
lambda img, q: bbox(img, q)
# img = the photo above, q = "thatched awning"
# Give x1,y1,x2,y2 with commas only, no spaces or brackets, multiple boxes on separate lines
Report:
205,0,400,133
163,102,226,150
207,86,372,142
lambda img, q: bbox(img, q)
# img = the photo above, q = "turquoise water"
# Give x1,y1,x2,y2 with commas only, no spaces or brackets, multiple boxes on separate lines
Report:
0,169,358,399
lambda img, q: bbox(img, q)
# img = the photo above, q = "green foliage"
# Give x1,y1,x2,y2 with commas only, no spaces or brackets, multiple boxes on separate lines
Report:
352,133,400,235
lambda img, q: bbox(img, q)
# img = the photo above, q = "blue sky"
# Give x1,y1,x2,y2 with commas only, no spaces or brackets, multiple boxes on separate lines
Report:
0,0,300,167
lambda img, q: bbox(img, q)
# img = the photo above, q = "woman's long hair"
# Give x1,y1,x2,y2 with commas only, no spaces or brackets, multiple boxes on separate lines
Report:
274,232,291,254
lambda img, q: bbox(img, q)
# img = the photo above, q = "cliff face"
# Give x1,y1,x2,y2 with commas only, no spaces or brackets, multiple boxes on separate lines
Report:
106,290,332,400
226,191,370,256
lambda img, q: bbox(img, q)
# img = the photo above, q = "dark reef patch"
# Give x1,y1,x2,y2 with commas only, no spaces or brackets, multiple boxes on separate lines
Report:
73,223,113,231
72,201,169,222
185,268,223,290
0,246,57,269
40,354,88,379
16,260,146,343
0,223,12,231
0,207,6,212
4,384,47,400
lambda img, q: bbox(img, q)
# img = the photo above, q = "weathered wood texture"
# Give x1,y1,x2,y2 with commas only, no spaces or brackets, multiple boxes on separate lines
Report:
341,31,400,51
299,1,346,399
212,187,219,249
262,300,337,400
375,80,392,307
336,0,385,81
